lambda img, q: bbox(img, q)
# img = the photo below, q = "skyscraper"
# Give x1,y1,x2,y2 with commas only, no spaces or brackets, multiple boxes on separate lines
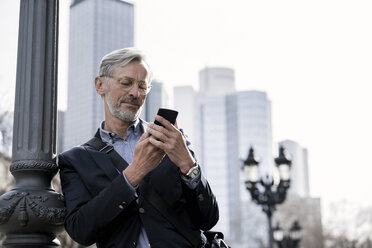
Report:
279,140,310,198
199,67,235,96
143,80,168,122
276,141,323,248
237,91,273,203
173,86,197,142
237,91,273,175
64,0,134,150
237,91,273,247
195,67,241,242
197,94,241,241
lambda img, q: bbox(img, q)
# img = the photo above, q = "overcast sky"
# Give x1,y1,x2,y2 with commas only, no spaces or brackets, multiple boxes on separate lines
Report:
1,0,372,218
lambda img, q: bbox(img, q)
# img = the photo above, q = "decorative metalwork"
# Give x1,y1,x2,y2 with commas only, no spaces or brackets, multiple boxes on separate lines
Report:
0,198,22,225
0,192,65,226
10,160,59,173
28,197,65,225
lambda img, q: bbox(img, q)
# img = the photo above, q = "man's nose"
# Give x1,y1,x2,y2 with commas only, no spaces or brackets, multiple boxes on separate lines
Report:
128,83,140,97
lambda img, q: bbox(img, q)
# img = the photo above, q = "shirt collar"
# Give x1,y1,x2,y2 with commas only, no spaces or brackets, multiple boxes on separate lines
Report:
99,119,144,142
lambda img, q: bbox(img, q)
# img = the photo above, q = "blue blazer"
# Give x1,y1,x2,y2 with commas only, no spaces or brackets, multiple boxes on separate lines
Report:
58,128,219,248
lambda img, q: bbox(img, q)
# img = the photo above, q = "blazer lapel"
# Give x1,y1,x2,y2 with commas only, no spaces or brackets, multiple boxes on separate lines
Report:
85,146,119,181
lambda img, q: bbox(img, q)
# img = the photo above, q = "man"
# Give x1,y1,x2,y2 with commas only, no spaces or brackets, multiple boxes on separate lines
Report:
58,47,219,248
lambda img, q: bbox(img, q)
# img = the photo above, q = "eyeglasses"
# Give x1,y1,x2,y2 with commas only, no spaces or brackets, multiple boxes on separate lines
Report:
101,75,152,95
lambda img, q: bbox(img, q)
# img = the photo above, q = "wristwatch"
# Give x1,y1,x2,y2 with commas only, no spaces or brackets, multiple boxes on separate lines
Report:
185,164,200,179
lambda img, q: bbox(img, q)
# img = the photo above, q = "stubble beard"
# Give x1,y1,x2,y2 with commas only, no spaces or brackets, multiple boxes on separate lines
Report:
106,92,143,122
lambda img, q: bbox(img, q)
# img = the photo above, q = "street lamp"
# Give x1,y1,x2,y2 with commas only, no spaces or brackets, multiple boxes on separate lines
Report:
0,1,65,247
273,223,284,247
243,146,292,248
273,221,303,248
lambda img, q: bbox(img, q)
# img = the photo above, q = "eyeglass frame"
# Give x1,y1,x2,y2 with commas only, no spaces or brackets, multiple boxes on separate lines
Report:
99,75,152,95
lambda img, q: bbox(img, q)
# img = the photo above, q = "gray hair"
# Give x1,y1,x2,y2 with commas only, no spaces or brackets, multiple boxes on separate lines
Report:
98,47,152,82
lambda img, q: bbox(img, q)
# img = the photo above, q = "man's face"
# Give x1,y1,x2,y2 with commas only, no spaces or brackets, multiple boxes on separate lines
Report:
102,61,149,122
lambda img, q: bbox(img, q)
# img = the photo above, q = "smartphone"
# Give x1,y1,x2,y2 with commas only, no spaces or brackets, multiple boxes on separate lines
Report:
154,108,178,127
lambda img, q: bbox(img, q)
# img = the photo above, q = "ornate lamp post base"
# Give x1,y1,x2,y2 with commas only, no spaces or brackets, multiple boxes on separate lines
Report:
0,166,65,247
0,186,65,247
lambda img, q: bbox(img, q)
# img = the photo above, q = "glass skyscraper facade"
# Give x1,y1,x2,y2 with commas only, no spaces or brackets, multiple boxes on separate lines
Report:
173,86,197,143
195,67,241,242
236,91,273,247
279,139,310,198
199,67,235,96
64,0,134,150
237,91,272,172
237,91,273,201
197,95,241,241
142,80,168,122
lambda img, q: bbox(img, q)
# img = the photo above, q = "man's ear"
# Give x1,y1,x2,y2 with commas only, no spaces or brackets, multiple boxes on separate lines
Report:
95,77,105,97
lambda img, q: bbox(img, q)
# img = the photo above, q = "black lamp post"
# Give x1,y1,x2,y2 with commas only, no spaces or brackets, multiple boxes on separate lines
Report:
0,1,65,247
273,221,302,248
243,146,292,248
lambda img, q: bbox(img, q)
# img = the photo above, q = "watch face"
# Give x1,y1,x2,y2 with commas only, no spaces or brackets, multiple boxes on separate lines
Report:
186,164,199,179
189,167,199,179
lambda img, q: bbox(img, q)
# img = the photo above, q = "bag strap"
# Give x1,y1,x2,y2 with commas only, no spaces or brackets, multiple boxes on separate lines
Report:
85,137,128,171
85,136,202,247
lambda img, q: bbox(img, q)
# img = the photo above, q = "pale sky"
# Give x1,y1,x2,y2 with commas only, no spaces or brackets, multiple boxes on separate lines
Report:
1,0,372,218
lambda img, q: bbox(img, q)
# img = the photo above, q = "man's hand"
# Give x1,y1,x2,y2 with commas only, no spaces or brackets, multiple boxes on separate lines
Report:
147,115,195,175
124,131,165,186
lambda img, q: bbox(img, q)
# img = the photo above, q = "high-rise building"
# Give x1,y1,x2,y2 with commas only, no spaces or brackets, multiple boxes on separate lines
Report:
142,80,168,122
275,142,322,248
64,0,134,150
279,140,310,198
199,67,235,96
236,91,273,247
173,86,197,143
197,94,241,242
195,67,241,242
237,91,273,176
